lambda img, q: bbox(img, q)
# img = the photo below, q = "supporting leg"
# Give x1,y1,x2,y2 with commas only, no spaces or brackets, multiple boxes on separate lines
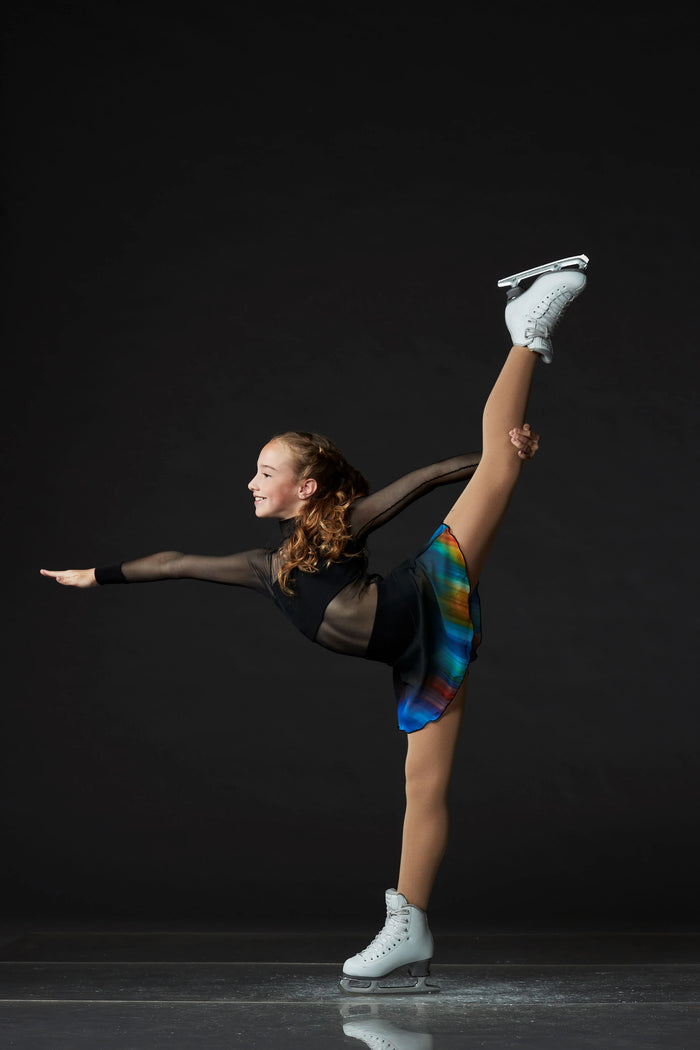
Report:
396,676,468,910
340,691,468,991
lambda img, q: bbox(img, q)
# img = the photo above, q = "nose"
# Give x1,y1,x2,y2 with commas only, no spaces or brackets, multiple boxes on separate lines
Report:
248,476,257,492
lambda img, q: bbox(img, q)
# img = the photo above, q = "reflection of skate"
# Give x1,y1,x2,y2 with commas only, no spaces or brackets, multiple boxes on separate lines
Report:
502,264,588,364
339,889,440,995
343,1017,434,1050
497,254,589,294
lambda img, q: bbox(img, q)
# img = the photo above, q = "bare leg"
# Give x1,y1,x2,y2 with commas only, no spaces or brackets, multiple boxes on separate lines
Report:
397,676,467,910
397,345,537,910
444,344,537,585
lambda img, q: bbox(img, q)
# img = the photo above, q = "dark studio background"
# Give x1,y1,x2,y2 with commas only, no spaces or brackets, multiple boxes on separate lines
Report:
3,2,698,930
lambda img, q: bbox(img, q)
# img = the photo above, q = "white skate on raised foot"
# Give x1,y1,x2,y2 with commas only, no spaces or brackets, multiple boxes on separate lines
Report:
501,256,589,364
339,889,440,995
497,254,589,293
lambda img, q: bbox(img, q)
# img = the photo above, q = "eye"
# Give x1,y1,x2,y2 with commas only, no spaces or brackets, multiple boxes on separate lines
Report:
262,473,271,478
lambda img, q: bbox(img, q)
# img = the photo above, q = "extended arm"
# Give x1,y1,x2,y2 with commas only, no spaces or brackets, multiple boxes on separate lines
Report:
41,549,270,591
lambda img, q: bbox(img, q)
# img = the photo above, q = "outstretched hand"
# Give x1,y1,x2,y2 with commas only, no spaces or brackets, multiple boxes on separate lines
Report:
509,423,540,461
40,568,97,588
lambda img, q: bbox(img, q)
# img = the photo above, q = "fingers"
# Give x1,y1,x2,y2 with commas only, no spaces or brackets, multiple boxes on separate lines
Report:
508,423,540,461
40,569,74,584
509,424,540,443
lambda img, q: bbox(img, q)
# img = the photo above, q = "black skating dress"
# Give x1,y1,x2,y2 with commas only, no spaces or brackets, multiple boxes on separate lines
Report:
96,454,482,732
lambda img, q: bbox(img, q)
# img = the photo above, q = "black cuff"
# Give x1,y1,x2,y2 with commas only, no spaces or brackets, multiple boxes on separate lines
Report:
94,564,127,585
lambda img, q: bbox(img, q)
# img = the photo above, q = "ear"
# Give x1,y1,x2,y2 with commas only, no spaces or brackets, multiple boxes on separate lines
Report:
298,477,318,500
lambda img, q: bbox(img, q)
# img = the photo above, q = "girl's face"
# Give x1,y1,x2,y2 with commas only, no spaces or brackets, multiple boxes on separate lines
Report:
248,441,316,520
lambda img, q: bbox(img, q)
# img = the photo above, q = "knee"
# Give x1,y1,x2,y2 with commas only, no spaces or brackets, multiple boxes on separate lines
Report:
404,764,450,808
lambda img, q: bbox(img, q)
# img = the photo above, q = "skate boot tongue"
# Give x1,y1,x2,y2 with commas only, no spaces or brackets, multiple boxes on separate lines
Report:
385,889,409,910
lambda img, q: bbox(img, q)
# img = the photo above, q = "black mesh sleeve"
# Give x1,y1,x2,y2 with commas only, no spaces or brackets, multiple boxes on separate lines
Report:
349,452,482,542
96,549,271,592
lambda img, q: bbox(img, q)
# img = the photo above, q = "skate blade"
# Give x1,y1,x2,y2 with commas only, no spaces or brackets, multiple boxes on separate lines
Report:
497,254,589,289
339,973,440,996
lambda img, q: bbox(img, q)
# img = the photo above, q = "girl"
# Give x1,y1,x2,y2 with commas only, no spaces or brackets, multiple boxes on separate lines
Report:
42,257,588,993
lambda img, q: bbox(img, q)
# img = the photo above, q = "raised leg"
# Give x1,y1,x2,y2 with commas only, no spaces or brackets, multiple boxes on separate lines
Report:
394,262,587,913
396,344,537,910
444,344,537,586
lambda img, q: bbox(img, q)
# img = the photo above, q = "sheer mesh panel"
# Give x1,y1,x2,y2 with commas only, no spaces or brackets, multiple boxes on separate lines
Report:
100,453,481,658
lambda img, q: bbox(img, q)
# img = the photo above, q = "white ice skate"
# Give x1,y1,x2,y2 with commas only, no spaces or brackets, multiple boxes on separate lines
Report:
343,1017,434,1050
339,889,440,995
501,257,588,364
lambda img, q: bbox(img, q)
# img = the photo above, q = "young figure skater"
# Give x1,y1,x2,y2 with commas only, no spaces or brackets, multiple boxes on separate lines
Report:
41,256,588,994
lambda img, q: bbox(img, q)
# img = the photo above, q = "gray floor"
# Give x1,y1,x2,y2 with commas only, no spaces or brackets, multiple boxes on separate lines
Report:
1,925,698,1048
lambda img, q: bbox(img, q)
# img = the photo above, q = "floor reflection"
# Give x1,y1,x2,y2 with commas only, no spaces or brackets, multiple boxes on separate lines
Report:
340,1001,434,1049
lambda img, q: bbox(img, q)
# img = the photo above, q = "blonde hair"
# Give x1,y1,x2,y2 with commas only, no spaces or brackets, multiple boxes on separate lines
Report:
271,431,369,594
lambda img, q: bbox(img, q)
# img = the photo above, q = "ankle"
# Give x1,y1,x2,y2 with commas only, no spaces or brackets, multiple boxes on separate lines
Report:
396,888,429,911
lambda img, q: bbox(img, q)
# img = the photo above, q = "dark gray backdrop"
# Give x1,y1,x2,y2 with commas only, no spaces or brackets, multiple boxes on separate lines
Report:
4,3,698,926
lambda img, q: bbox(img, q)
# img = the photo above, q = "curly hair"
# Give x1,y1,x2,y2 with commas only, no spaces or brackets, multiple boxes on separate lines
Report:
271,431,369,595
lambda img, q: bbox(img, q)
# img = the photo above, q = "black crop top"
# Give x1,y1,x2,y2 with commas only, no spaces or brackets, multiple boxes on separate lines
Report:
95,453,480,661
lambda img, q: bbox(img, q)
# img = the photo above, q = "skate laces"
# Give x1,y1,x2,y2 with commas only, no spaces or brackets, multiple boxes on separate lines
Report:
360,906,410,959
524,287,575,339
